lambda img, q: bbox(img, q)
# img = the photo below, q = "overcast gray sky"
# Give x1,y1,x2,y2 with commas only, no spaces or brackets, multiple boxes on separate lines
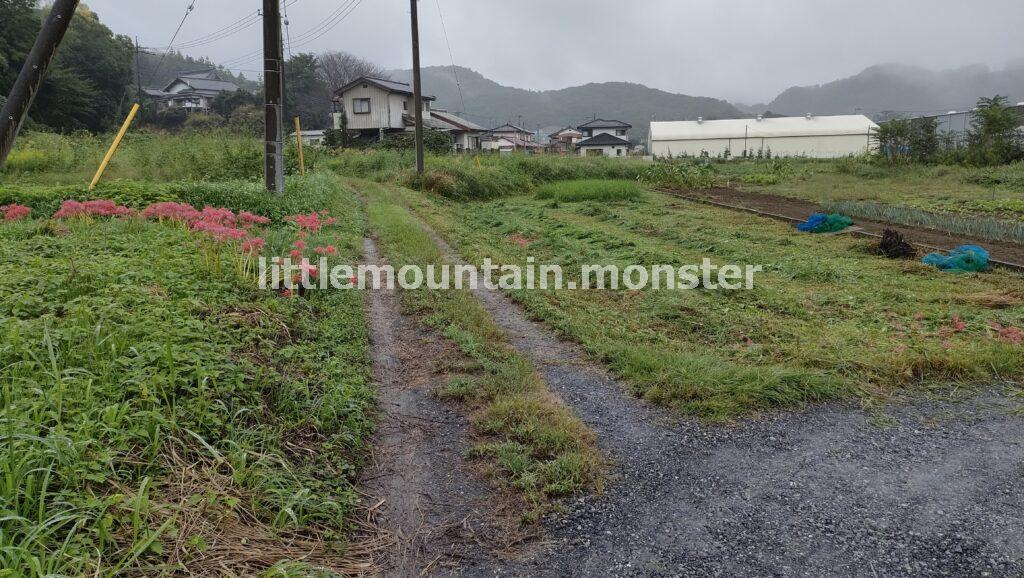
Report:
83,0,1024,103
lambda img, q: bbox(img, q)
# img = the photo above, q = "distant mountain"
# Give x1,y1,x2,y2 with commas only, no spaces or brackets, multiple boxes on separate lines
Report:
388,66,742,139
766,63,1024,119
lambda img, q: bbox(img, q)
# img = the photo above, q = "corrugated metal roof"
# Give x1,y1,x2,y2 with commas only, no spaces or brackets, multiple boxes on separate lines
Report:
335,76,436,100
650,115,879,141
430,110,485,132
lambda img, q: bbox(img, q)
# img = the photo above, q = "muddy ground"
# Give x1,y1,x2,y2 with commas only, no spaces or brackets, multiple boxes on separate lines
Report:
667,187,1024,266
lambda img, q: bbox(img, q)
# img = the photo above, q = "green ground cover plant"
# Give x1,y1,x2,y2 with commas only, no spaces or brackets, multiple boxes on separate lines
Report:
0,175,374,575
396,186,1024,420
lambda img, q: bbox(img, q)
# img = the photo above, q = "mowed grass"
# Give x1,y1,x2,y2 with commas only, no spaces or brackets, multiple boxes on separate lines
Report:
356,180,601,518
397,186,1024,420
0,176,375,575
535,180,645,203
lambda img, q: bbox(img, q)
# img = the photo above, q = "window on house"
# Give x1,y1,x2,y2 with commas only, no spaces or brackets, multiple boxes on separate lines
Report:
403,100,408,111
353,98,371,114
616,129,627,136
617,148,624,156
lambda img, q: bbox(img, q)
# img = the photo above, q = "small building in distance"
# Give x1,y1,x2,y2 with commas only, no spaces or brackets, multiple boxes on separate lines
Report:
430,109,486,152
481,123,543,153
578,118,632,140
575,119,633,157
145,69,240,114
649,114,879,159
577,132,632,157
548,127,583,154
291,130,327,147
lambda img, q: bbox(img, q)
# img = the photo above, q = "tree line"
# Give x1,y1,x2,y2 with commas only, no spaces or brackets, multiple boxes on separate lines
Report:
1,1,386,134
875,95,1023,166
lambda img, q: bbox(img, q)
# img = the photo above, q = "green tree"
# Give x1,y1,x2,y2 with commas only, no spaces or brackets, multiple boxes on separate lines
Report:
211,89,260,119
873,119,912,164
967,95,1023,166
5,4,134,132
226,104,263,137
0,0,37,95
908,117,939,162
284,53,331,129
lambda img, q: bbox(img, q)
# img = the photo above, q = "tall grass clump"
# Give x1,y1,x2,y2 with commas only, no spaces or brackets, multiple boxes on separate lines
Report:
822,200,1024,244
536,180,644,203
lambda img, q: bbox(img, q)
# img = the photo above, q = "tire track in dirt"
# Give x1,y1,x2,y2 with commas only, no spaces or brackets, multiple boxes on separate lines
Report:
361,236,506,577
408,211,1024,577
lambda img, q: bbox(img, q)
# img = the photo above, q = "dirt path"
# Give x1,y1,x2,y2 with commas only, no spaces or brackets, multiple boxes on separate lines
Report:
411,217,1024,577
664,187,1024,266
361,237,506,577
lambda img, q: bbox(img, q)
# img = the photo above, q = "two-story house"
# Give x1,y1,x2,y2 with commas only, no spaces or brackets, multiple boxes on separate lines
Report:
576,119,633,157
481,123,543,153
332,76,437,140
144,69,240,114
547,127,583,154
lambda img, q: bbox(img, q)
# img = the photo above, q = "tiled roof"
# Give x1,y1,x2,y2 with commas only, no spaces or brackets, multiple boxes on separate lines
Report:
578,133,632,147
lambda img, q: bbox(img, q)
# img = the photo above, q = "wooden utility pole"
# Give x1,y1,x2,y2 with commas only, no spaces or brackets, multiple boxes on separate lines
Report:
263,0,285,193
0,0,80,170
410,0,424,174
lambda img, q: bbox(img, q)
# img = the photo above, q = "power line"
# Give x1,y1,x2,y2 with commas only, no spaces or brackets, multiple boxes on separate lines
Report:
282,0,294,58
145,0,199,87
434,0,466,115
220,0,362,68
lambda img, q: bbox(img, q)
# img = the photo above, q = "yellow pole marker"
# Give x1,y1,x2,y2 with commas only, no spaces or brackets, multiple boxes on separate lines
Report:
474,154,481,167
89,103,140,190
294,116,306,176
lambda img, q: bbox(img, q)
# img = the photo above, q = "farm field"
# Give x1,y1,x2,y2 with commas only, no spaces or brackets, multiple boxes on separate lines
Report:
394,181,1024,419
2,136,1024,575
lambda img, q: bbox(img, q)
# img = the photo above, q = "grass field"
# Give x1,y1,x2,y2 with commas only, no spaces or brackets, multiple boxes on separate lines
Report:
396,186,1024,420
0,174,375,575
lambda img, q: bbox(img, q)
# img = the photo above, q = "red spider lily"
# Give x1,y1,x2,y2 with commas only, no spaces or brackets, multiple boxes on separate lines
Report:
54,199,133,219
298,258,320,278
239,211,271,227
199,206,236,227
951,315,966,332
286,211,334,232
294,240,306,250
989,321,1024,344
143,202,201,223
282,288,294,298
1,204,31,221
314,245,338,256
191,220,248,243
240,237,266,254
289,249,303,259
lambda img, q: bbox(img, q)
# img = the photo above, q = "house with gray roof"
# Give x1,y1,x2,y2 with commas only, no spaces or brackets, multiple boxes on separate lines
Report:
331,76,438,140
145,69,240,114
576,119,633,157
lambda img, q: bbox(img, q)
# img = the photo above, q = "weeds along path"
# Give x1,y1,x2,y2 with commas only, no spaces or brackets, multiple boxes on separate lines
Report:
360,236,503,576
396,190,1024,577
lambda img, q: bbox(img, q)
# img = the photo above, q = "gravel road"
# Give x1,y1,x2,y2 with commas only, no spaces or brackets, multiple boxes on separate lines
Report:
417,220,1024,578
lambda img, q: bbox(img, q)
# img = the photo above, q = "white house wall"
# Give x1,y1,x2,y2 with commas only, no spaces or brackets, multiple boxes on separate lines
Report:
651,134,876,159
580,145,628,157
343,84,394,131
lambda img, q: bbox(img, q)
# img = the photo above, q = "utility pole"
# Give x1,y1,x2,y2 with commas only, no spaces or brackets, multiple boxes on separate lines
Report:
134,37,144,102
410,0,425,174
0,0,80,170
263,0,285,193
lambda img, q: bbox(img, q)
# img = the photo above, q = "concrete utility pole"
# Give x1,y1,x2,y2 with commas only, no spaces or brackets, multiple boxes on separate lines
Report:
410,0,425,174
263,0,285,193
0,0,80,170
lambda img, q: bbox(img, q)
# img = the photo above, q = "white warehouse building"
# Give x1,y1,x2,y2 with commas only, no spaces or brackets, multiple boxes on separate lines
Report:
649,114,879,159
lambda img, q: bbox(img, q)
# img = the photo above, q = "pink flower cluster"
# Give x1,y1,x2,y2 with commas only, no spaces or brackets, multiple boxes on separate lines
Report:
191,219,250,243
286,211,336,232
239,211,271,227
1,204,31,222
54,199,133,219
143,202,201,223
988,321,1023,344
